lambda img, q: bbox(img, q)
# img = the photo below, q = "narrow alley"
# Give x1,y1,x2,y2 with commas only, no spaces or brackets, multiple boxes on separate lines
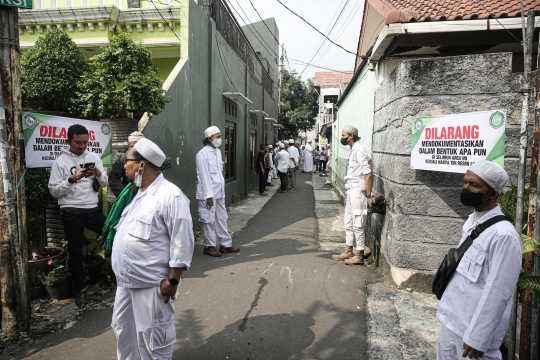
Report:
11,175,380,359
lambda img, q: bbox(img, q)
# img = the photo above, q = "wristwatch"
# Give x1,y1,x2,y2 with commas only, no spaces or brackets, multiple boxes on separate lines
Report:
68,177,76,184
167,277,180,286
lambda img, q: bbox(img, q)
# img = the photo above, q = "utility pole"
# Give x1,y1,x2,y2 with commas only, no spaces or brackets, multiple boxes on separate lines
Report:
0,5,30,333
277,43,284,139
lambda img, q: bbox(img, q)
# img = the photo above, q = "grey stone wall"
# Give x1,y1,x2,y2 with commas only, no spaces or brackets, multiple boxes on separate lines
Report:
370,53,532,289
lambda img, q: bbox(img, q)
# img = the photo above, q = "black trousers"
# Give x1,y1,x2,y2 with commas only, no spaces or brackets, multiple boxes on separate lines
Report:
318,160,327,172
258,171,267,193
278,170,287,191
61,209,106,292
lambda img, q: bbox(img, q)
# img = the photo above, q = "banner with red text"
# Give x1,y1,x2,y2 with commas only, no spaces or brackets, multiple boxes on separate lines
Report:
22,112,112,168
410,110,506,173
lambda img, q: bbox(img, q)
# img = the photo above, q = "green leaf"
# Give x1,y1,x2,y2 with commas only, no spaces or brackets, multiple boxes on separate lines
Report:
518,276,540,291
521,234,540,253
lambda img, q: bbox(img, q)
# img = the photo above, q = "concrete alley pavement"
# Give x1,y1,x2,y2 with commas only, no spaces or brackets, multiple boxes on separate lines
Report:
12,174,380,360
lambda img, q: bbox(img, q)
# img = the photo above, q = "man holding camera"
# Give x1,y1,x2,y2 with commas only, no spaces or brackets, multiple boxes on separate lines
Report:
48,124,108,307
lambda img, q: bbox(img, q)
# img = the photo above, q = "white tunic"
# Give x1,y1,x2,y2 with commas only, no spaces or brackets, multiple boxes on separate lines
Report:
436,205,522,352
344,141,371,182
112,174,195,288
303,144,314,172
274,149,290,173
287,146,299,169
196,145,225,200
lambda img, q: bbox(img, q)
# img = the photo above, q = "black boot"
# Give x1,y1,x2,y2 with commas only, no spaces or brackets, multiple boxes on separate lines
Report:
76,291,87,308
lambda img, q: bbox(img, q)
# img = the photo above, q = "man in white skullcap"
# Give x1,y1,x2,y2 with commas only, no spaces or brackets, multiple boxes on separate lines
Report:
436,160,521,360
303,140,314,174
332,125,372,265
286,139,300,192
109,131,172,198
111,138,194,360
274,142,290,192
196,126,240,257
267,144,276,184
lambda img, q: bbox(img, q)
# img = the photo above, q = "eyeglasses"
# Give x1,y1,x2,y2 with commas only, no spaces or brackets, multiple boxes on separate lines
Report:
125,158,140,163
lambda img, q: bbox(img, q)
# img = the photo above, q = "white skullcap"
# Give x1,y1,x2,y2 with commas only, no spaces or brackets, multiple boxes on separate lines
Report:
342,125,358,136
468,160,509,192
128,131,144,142
275,142,279,146
289,139,294,144
308,140,312,143
279,143,285,149
268,145,273,149
133,138,166,167
204,126,221,138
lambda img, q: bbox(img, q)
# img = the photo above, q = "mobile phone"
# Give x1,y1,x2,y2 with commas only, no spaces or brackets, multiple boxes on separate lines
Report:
83,162,95,170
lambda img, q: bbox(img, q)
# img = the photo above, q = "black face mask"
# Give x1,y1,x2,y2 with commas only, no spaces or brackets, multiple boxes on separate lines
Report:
460,188,491,207
340,137,350,146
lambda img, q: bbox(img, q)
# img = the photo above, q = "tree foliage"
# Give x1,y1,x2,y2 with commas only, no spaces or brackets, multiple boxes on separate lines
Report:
21,29,90,112
72,33,171,120
280,70,319,138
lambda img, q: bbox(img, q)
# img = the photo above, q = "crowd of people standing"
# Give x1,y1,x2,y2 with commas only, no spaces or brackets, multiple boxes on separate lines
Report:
255,139,330,196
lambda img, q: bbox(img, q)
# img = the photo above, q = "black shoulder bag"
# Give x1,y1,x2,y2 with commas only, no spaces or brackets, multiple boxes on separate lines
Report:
432,215,508,300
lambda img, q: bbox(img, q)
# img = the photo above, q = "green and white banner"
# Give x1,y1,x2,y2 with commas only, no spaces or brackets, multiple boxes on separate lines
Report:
22,113,112,168
411,110,506,173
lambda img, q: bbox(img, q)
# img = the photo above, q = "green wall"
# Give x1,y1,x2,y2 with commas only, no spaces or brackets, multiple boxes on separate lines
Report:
333,62,377,194
154,57,180,81
141,0,277,215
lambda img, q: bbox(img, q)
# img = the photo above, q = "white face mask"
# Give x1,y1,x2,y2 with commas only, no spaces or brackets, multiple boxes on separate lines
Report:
133,165,144,187
212,138,222,148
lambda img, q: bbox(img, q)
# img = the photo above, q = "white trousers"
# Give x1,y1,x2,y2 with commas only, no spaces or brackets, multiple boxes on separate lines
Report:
112,286,177,360
344,186,367,251
198,198,233,248
437,324,502,360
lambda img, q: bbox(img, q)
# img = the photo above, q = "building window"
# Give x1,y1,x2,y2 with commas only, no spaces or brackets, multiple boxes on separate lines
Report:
250,129,257,172
225,100,238,118
224,121,236,182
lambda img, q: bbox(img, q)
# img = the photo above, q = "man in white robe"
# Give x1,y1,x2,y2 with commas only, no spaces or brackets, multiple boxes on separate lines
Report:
196,126,240,257
111,138,194,360
303,140,314,174
436,160,521,360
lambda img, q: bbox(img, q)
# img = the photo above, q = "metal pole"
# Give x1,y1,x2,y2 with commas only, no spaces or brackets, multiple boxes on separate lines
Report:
510,7,534,360
518,11,536,360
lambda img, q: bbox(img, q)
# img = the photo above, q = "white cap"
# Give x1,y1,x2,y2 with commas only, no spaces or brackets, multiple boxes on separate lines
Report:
275,142,279,146
268,145,273,149
279,143,285,149
308,140,312,143
288,139,294,144
128,131,144,142
204,126,221,138
468,160,509,192
342,125,358,136
133,138,166,167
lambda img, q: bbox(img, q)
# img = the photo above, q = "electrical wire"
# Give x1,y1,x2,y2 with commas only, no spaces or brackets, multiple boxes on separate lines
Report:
313,0,363,64
274,0,359,57
246,0,280,45
300,0,350,77
144,0,187,42
289,58,352,74
226,0,279,59
214,32,239,91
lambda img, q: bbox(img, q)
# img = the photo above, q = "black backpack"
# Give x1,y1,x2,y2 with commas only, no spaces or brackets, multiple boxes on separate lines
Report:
432,215,508,300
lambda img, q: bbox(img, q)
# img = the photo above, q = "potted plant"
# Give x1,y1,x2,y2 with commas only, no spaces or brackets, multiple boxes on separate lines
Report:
83,236,106,285
40,264,74,300
29,268,45,299
28,246,67,274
